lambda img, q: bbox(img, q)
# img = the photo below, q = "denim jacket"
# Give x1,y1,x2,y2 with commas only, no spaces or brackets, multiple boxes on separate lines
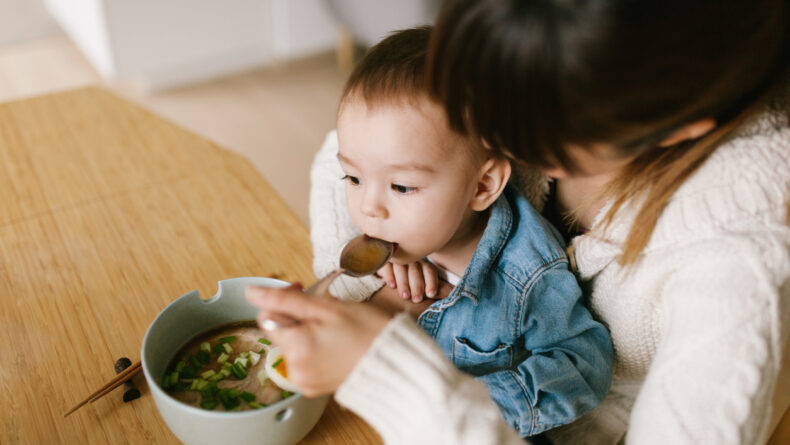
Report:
417,185,613,436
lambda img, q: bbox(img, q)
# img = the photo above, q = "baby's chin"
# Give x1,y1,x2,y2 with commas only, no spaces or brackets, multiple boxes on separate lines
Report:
388,249,428,265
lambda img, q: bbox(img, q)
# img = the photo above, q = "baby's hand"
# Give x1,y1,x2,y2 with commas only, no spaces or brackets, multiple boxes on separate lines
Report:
377,260,439,303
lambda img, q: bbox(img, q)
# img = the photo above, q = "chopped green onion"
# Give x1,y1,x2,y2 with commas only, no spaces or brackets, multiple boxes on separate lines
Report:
272,357,283,369
239,351,250,359
219,368,232,378
201,370,216,379
281,390,292,398
197,350,211,364
212,344,225,355
222,343,233,354
189,356,201,368
248,351,261,366
231,362,247,379
189,380,200,390
175,361,187,372
233,357,249,368
180,366,197,379
258,338,271,345
199,342,211,353
217,388,240,410
200,381,219,399
219,336,237,344
208,373,224,382
170,371,179,383
195,379,209,391
200,399,218,410
248,402,264,409
221,362,232,370
216,352,229,364
240,391,256,402
161,374,171,388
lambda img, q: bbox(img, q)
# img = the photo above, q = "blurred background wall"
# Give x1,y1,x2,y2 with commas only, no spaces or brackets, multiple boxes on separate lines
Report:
0,0,60,45
0,0,441,224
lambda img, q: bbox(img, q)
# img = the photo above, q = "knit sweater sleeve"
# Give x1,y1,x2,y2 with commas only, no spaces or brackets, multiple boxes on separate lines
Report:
309,130,385,301
335,313,528,445
626,239,790,444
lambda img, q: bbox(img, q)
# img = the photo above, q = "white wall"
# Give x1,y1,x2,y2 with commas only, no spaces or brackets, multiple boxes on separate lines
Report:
0,0,60,46
41,0,439,91
43,0,116,76
270,0,339,60
44,0,339,91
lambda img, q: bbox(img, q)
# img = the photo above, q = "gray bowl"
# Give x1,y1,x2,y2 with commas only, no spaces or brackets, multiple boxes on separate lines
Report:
141,277,329,445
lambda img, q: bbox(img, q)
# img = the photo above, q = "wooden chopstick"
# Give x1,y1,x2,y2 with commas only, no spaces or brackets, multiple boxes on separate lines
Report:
63,360,142,417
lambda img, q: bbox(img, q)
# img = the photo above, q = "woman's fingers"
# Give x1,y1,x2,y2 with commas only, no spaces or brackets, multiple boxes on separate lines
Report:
248,288,393,396
408,263,426,302
246,285,336,323
421,261,439,298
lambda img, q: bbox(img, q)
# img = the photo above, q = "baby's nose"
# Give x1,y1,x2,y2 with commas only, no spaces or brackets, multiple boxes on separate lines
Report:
361,194,388,219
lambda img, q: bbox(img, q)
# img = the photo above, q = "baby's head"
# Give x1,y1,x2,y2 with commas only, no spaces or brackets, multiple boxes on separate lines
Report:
336,27,511,265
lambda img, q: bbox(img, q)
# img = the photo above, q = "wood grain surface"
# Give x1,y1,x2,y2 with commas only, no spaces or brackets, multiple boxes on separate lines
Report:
0,87,381,444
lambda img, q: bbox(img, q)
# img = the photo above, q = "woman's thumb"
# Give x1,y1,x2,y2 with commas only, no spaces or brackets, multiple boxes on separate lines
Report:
245,284,332,322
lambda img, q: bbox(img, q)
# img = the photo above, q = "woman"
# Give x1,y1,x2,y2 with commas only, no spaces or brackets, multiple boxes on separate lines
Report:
247,0,790,443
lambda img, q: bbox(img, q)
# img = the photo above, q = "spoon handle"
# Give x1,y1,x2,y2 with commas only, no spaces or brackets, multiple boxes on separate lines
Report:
303,268,346,295
259,268,346,331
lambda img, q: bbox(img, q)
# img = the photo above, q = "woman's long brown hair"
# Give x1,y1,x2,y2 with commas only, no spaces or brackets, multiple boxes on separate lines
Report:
427,0,790,265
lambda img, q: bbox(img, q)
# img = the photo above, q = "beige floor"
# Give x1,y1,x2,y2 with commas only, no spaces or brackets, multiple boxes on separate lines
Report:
0,36,348,225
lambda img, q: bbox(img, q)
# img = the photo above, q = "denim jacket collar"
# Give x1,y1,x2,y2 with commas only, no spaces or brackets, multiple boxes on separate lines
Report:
452,187,514,303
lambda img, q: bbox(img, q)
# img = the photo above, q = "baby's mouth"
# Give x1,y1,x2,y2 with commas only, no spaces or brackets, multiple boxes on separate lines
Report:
364,234,398,255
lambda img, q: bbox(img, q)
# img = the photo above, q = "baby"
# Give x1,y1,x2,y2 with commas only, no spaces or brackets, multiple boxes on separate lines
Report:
310,27,612,437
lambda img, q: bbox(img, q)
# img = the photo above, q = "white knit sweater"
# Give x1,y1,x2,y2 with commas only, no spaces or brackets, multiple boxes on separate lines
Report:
311,93,790,444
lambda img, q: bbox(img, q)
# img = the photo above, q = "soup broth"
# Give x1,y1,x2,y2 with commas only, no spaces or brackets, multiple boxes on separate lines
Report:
161,320,291,411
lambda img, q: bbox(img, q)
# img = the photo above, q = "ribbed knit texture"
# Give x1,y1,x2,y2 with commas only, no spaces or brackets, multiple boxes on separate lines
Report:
309,130,384,301
552,90,790,445
311,89,790,445
335,314,525,444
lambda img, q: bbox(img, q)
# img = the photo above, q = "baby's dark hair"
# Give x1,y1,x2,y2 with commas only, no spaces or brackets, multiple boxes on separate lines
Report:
339,26,432,110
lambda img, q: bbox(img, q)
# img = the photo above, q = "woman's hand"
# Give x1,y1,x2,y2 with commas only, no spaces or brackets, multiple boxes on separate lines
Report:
377,260,441,302
246,284,392,397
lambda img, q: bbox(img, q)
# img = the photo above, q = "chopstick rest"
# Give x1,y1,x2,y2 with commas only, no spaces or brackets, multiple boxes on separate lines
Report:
115,357,141,402
63,360,142,417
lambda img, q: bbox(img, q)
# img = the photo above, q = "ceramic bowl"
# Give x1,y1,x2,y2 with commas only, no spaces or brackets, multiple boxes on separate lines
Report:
141,277,329,445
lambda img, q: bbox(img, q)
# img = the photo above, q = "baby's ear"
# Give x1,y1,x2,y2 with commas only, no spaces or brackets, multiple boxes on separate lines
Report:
470,157,511,211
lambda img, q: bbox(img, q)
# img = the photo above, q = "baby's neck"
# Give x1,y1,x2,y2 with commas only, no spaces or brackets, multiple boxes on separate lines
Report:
428,210,489,277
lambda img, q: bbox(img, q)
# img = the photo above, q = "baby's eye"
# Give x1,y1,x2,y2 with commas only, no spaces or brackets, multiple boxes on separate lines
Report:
391,184,417,194
342,175,360,185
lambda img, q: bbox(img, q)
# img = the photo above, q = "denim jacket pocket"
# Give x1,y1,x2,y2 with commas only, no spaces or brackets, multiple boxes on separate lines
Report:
452,337,512,376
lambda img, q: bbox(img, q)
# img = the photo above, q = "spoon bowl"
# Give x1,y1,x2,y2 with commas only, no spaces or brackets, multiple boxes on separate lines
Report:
339,235,395,277
260,235,394,330
302,234,393,294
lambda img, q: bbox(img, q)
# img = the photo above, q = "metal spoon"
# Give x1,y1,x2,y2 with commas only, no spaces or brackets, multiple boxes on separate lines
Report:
259,234,394,330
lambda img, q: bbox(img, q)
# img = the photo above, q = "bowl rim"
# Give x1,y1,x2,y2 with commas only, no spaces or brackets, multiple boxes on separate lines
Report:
141,276,319,417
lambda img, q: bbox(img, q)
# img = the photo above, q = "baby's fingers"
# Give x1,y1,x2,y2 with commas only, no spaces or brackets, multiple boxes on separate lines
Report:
408,263,426,302
377,263,396,288
421,262,438,298
392,264,411,300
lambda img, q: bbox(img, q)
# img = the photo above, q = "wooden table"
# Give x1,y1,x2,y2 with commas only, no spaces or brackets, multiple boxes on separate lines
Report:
0,87,381,444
